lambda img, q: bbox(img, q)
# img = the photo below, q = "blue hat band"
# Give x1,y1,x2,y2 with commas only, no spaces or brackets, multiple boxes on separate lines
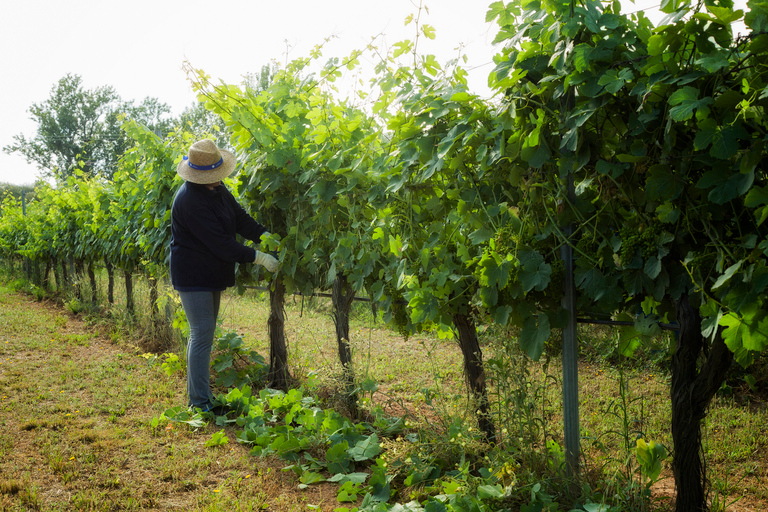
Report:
184,155,223,171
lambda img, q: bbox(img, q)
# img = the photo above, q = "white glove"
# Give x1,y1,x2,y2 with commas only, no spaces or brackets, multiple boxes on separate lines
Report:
254,250,279,273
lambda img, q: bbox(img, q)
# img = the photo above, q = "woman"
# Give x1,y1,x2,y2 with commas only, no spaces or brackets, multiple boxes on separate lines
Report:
170,139,277,413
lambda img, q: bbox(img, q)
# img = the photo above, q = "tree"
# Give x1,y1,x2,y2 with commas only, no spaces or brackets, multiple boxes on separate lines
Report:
4,74,118,181
101,96,174,180
5,74,173,182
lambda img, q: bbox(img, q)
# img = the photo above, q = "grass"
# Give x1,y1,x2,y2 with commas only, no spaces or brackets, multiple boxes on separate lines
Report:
1,268,768,510
0,284,337,511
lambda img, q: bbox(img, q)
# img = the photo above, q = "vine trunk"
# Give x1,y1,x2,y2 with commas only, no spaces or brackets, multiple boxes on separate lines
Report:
671,293,733,512
268,277,290,390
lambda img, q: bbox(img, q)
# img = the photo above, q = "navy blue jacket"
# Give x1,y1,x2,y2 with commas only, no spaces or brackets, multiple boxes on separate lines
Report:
170,182,267,290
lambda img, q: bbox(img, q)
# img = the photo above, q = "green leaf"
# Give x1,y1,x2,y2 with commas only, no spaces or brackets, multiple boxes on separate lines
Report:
369,463,391,502
393,40,412,58
747,5,768,32
337,480,360,502
721,308,768,362
521,140,551,168
697,169,754,204
618,327,642,357
656,202,681,223
597,68,634,94
477,484,506,499
575,267,607,301
668,86,713,122
421,24,436,39
572,43,612,72
298,471,326,488
469,227,494,245
707,5,743,24
518,250,552,292
204,429,229,447
745,186,768,207
711,125,748,159
596,159,626,178
646,165,683,201
328,472,368,484
695,52,730,73
425,501,448,512
493,305,513,325
520,313,550,360
644,257,662,279
326,441,351,474
479,254,510,289
712,260,743,290
693,118,718,151
348,434,382,461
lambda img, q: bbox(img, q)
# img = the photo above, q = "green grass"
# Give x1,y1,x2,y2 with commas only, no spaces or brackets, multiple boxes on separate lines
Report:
0,283,337,511
2,268,768,510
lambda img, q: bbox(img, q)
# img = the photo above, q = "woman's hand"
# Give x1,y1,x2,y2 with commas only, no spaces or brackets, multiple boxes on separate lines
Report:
254,251,279,272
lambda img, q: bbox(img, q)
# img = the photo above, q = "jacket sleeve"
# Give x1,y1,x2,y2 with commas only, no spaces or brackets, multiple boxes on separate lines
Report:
226,188,269,243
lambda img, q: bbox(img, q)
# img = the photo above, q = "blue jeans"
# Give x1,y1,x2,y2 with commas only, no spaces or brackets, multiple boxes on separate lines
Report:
178,290,221,409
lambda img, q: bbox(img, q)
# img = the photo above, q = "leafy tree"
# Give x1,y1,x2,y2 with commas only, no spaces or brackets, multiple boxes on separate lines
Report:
4,74,118,181
4,73,172,182
101,96,174,179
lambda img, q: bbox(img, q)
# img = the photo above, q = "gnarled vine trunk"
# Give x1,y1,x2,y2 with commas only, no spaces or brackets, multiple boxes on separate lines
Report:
148,276,159,322
672,293,733,512
52,257,61,292
268,277,290,390
124,270,134,316
60,259,69,292
74,258,84,300
87,262,97,304
332,274,358,418
452,310,495,441
44,258,52,291
105,258,114,304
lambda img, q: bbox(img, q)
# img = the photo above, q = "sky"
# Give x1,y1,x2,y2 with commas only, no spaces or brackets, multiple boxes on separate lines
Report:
0,0,504,186
0,0,745,186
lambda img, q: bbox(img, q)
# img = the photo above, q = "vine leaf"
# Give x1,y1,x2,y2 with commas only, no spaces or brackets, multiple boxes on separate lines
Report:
668,86,713,121
520,313,550,361
597,68,634,94
721,309,768,362
646,165,683,201
572,43,612,72
693,119,747,159
518,250,551,292
697,169,754,204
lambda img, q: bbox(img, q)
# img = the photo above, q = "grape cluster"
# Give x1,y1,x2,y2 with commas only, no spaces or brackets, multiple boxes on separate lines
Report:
576,234,599,258
384,284,410,339
494,224,520,256
619,223,660,266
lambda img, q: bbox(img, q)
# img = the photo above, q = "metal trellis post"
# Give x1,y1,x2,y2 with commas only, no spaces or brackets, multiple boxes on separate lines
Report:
561,172,580,475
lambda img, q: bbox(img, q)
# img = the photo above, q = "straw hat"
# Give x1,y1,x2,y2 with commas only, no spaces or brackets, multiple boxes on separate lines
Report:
176,139,237,184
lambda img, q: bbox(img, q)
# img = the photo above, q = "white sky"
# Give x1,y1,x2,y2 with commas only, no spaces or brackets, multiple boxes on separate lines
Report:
0,0,744,186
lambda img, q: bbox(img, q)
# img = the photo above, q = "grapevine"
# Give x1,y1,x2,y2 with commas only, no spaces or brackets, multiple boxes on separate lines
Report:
618,223,661,269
